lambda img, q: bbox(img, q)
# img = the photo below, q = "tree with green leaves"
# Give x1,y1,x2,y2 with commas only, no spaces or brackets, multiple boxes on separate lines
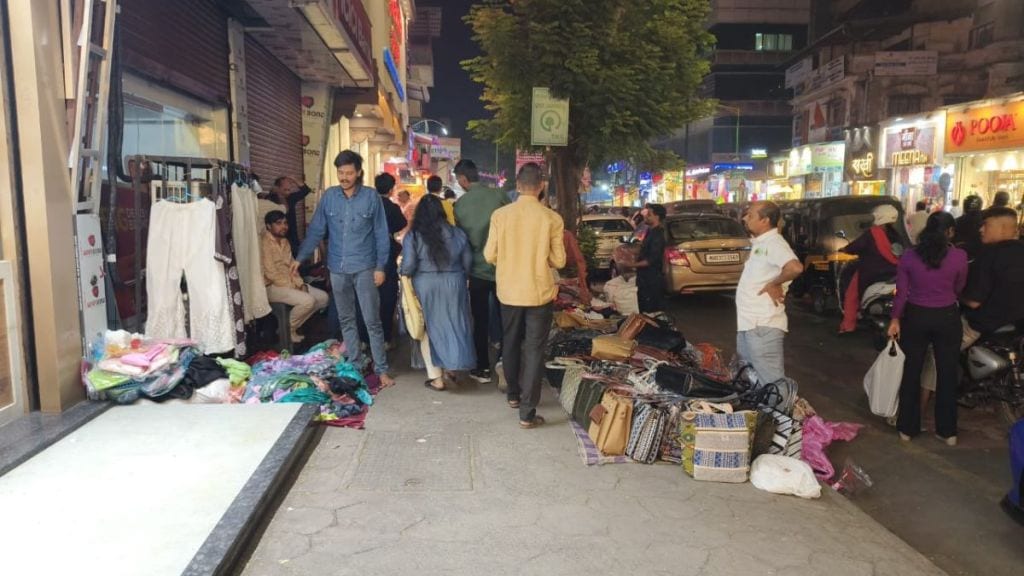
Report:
463,0,715,230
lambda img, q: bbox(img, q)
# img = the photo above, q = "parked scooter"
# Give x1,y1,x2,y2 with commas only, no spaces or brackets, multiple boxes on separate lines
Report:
857,279,897,351
958,327,1024,427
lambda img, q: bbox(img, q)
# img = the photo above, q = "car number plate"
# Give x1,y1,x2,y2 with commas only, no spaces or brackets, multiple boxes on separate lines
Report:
705,252,740,263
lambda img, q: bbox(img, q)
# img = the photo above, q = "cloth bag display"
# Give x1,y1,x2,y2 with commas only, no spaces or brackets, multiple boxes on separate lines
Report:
617,313,658,341
655,364,738,399
572,379,608,426
556,362,587,414
588,391,634,456
760,406,803,459
863,339,903,418
399,275,425,341
626,402,667,464
680,405,758,483
591,335,637,362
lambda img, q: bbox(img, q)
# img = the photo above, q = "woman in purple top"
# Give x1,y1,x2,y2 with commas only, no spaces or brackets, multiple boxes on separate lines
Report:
887,212,967,445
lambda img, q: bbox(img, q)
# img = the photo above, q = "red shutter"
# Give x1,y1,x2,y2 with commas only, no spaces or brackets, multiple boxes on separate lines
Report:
121,0,230,103
245,35,303,183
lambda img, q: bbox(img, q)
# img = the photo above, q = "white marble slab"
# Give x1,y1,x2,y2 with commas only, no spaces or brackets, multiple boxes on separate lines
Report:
0,403,301,576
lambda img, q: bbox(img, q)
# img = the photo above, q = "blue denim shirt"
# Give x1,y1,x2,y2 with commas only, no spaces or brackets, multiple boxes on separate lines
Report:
297,185,390,274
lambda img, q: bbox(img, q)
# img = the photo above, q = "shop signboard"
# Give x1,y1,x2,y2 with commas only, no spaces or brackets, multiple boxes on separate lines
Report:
945,99,1024,154
331,0,373,80
769,157,788,179
785,57,812,89
874,51,938,77
301,82,332,192
383,49,405,101
516,150,547,173
531,87,569,146
685,164,711,178
789,142,844,176
388,0,404,68
804,57,845,93
429,137,461,160
807,97,830,143
75,214,108,348
881,124,938,168
712,163,754,173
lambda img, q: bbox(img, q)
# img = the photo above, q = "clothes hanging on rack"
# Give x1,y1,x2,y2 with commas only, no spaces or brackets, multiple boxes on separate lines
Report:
215,189,248,357
231,182,271,322
146,198,236,354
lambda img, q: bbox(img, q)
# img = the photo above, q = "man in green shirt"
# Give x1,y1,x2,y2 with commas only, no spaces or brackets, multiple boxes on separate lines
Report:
453,159,510,383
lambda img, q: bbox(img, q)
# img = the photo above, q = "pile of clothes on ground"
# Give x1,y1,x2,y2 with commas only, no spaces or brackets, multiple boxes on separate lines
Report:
547,285,861,498
82,331,376,428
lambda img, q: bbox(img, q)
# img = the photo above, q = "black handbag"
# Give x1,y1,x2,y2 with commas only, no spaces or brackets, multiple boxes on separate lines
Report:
654,365,739,399
572,379,608,425
636,324,686,353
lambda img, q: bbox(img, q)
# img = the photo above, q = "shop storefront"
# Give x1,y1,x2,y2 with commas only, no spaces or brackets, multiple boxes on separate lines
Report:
708,163,761,203
944,95,1024,208
683,165,712,200
878,113,950,209
843,125,888,196
788,142,845,198
766,156,796,200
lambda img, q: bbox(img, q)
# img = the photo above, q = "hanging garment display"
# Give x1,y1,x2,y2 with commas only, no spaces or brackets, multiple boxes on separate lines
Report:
145,198,236,354
215,188,248,357
231,183,271,322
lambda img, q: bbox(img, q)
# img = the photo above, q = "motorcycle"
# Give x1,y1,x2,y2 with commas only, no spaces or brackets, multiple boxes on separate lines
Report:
857,279,897,351
958,327,1024,427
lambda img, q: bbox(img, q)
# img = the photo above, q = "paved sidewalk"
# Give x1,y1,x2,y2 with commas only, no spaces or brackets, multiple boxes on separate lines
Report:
243,370,946,576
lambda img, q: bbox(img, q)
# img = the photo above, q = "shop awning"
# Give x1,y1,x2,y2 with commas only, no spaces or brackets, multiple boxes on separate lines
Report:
245,0,372,86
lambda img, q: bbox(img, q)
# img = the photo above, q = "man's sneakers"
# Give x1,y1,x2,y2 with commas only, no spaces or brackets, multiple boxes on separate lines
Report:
469,369,492,384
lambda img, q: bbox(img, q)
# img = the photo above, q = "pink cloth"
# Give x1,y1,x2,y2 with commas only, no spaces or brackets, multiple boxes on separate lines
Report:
800,415,864,481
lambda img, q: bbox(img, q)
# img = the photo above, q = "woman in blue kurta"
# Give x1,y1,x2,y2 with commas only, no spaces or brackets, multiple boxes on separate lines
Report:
400,194,476,390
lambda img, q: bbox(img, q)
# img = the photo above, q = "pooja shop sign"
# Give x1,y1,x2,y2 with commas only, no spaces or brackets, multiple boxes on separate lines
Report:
946,99,1024,153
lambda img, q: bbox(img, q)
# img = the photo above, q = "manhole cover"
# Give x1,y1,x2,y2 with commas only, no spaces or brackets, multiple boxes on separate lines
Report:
348,432,473,492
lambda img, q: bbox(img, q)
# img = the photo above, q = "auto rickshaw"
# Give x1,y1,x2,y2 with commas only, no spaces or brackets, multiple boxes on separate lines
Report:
778,196,909,317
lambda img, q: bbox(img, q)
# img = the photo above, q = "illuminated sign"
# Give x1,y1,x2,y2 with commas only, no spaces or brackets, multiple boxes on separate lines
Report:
850,152,875,178
388,0,403,68
713,163,754,172
750,148,768,158
946,100,1024,153
383,49,405,101
685,165,710,177
891,150,930,166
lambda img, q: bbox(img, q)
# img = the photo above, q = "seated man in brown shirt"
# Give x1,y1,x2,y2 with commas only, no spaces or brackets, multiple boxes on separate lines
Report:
261,210,328,343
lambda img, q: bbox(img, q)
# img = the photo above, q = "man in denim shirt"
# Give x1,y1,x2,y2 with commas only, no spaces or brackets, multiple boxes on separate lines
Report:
296,150,395,387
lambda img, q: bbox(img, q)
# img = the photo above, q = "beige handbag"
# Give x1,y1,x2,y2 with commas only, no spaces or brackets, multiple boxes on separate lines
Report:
591,335,637,362
400,275,425,340
588,391,635,456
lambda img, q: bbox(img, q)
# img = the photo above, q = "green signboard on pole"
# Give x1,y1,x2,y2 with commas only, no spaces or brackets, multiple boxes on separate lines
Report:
531,87,569,146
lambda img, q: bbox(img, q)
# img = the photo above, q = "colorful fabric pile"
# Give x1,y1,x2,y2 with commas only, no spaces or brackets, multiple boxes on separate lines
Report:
82,332,377,429
242,340,375,425
83,331,202,403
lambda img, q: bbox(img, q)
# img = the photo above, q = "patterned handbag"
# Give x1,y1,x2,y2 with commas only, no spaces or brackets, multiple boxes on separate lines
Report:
659,403,686,463
680,409,758,483
761,406,803,459
558,364,587,414
626,402,667,464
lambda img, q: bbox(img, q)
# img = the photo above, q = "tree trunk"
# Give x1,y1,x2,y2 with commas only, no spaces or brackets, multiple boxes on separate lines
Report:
550,146,582,234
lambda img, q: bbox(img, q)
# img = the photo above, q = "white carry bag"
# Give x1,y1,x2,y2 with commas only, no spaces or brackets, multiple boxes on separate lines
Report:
863,339,904,418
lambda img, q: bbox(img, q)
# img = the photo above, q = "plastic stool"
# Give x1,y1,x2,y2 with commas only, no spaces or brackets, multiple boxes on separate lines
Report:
269,302,293,352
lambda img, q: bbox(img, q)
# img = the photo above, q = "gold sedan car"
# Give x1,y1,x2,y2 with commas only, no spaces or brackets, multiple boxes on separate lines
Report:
613,214,751,293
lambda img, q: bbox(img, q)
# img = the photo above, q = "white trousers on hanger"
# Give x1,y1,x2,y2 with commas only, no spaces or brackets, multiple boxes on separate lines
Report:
146,199,236,354
231,183,271,322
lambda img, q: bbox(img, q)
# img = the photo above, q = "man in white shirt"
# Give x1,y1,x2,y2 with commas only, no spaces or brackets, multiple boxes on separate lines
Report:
736,201,804,385
906,200,929,245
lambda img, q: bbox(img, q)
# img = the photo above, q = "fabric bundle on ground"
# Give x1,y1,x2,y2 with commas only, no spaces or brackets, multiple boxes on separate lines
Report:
242,340,375,425
83,331,202,403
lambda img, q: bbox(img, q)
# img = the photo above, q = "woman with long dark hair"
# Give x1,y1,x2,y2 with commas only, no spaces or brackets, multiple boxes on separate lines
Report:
887,211,968,445
400,194,476,391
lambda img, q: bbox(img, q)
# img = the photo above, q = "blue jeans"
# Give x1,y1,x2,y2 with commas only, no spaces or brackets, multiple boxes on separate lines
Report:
332,269,390,375
736,326,786,385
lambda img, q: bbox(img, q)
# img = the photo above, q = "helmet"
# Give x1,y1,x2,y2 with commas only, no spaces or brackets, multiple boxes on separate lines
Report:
963,195,983,212
872,204,898,226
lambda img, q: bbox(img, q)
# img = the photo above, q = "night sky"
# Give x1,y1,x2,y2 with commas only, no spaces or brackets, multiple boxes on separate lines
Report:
418,0,505,175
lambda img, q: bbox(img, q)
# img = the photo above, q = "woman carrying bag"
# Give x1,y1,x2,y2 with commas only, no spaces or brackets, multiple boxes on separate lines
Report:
400,194,476,391
887,212,967,445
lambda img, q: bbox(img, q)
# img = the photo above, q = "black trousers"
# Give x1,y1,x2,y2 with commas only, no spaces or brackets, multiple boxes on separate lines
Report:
637,270,665,313
897,303,962,439
501,302,553,422
469,277,499,371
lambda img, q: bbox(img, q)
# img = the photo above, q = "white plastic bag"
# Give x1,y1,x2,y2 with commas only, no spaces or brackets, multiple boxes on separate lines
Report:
604,275,639,315
750,454,821,499
191,378,233,404
863,339,904,418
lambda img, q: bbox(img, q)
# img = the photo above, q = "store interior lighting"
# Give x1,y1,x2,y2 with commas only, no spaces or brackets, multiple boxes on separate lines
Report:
1002,153,1019,172
983,156,1000,172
